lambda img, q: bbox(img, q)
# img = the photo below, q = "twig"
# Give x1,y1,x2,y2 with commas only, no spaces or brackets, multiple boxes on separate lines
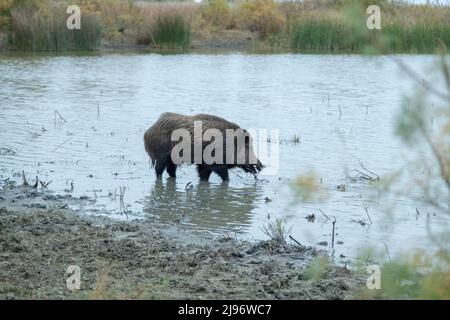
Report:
0,147,16,156
351,169,373,180
318,209,330,220
416,208,421,220
331,218,336,249
384,241,392,263
53,137,72,152
32,176,39,188
39,180,52,188
338,104,342,119
22,170,28,186
119,186,125,201
54,110,68,123
355,157,380,180
232,170,244,179
363,202,373,224
289,235,305,248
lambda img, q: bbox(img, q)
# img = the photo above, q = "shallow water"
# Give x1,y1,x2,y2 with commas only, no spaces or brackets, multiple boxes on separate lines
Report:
0,52,448,262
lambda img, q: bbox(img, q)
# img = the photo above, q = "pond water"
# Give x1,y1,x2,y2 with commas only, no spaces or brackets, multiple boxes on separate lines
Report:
0,51,448,263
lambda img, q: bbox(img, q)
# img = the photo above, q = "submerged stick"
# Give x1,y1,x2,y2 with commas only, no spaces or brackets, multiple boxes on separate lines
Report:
318,209,330,220
40,180,52,188
331,218,336,249
32,176,39,188
356,157,380,180
53,137,72,152
363,202,373,224
54,110,68,124
22,170,28,186
384,242,392,262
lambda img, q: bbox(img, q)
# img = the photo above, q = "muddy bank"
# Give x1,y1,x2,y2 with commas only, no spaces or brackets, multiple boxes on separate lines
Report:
0,182,363,299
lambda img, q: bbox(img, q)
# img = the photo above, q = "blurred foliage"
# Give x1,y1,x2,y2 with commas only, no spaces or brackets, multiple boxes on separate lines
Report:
356,250,450,299
292,171,328,203
356,45,450,299
301,256,332,281
85,259,171,299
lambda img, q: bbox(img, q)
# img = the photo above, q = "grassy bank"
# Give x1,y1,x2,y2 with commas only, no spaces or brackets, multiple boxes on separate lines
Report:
0,0,450,52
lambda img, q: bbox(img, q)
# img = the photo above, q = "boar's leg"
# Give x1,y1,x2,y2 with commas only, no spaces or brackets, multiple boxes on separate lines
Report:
166,158,177,178
154,158,167,178
197,164,212,181
213,166,229,181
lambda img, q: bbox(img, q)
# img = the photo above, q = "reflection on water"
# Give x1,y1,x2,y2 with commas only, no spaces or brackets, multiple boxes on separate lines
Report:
144,178,263,233
0,51,447,261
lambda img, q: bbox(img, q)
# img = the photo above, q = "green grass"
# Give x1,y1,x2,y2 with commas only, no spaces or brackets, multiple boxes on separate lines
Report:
291,17,366,52
382,22,450,53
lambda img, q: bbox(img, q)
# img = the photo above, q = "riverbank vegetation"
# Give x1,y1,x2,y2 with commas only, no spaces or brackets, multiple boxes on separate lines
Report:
0,0,450,52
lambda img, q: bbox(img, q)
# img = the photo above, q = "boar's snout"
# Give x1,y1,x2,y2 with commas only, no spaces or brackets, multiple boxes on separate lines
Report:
241,158,263,175
256,159,263,172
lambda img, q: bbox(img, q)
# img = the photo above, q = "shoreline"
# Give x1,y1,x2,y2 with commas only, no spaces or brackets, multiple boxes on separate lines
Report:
0,32,444,56
0,181,363,299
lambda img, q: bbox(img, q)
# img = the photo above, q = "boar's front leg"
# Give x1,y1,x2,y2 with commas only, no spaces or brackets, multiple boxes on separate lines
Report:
197,164,212,181
213,165,229,181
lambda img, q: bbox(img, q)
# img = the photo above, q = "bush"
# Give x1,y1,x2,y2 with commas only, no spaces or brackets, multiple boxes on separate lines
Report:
237,0,284,38
78,0,141,41
201,0,230,27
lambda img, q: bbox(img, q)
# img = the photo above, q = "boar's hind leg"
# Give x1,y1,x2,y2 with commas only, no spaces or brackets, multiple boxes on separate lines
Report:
166,158,177,178
213,166,229,181
197,165,212,181
154,158,167,178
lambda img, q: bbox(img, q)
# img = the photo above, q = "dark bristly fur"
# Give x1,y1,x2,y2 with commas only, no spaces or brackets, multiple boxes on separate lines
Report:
144,112,263,181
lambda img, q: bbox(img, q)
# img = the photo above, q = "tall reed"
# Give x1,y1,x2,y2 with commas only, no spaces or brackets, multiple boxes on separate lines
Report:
9,4,101,51
291,14,364,52
138,2,196,48
289,2,450,53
